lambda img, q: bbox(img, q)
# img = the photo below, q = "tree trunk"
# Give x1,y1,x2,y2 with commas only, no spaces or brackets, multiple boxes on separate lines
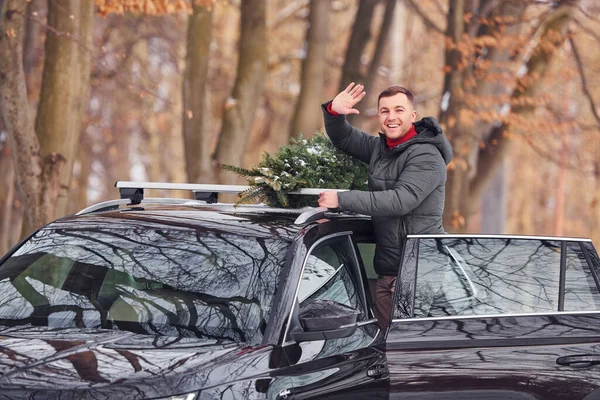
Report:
390,0,407,84
0,0,47,230
133,40,163,184
182,2,213,182
443,0,526,232
469,3,577,205
339,0,379,125
162,38,187,186
0,142,16,254
553,127,569,236
592,162,600,246
74,135,92,212
439,0,469,232
439,0,576,232
480,160,507,233
23,0,44,94
34,0,94,221
289,0,329,140
213,0,267,184
339,0,379,91
355,0,397,124
1,0,93,236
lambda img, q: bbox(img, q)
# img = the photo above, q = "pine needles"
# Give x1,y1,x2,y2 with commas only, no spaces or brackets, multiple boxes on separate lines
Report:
222,134,368,208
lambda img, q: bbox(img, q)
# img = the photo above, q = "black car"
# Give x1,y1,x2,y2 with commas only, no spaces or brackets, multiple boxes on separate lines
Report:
0,182,599,400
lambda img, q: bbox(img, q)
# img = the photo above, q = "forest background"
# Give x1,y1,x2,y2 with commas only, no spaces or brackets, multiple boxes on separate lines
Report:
0,0,599,255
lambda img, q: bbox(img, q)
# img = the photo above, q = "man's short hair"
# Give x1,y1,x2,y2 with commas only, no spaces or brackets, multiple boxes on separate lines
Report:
378,86,414,108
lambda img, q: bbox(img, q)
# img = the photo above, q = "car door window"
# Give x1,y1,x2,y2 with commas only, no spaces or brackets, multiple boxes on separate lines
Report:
414,238,561,317
356,243,377,280
282,234,385,398
564,242,600,311
297,236,366,321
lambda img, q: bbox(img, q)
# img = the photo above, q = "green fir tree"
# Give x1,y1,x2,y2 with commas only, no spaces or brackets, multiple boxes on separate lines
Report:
222,134,368,208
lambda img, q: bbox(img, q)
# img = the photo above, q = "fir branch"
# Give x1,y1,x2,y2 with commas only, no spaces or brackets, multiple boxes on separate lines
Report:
221,133,368,208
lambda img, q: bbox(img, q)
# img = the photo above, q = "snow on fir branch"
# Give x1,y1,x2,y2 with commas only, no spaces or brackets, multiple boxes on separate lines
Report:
222,134,368,208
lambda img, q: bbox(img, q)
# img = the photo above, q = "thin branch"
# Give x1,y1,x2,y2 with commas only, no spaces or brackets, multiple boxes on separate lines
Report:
576,2,600,23
269,0,310,29
406,0,444,34
569,35,600,128
431,0,446,16
19,10,173,105
572,17,600,43
521,131,593,175
467,0,501,37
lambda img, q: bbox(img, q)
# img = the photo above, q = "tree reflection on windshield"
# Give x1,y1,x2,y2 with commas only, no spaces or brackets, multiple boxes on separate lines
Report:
0,226,290,345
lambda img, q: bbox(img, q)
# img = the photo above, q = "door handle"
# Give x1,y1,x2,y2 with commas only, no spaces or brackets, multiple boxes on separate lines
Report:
367,363,388,378
556,355,600,368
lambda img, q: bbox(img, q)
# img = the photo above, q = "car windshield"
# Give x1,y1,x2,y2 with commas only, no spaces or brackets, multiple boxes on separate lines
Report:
0,226,290,345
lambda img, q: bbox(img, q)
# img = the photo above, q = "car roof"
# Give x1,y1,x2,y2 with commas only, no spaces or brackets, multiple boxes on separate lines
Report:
50,204,372,241
50,205,306,241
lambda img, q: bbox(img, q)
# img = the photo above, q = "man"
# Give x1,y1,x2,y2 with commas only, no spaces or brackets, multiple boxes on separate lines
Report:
319,82,453,329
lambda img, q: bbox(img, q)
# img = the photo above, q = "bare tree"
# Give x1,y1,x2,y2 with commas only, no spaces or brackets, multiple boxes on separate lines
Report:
339,0,379,91
213,0,267,184
413,0,580,232
0,138,16,255
183,1,213,182
23,0,45,93
355,0,398,123
338,0,379,125
467,3,578,215
1,0,50,231
35,0,94,222
289,0,330,140
0,0,93,235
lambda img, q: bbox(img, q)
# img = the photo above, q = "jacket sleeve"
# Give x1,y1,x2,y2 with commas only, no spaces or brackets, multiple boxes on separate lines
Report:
337,145,445,216
322,102,379,164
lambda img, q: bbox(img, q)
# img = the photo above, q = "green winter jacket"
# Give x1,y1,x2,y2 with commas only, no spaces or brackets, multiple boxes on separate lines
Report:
322,102,453,276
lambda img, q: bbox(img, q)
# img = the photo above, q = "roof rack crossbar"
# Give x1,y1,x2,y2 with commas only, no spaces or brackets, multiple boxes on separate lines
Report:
115,181,348,204
76,197,365,226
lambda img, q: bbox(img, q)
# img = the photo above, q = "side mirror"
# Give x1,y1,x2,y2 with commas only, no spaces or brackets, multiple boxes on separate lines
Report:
290,299,361,343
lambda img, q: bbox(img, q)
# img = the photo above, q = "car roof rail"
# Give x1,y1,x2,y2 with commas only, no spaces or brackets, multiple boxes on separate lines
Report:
75,198,207,215
114,181,348,205
294,207,328,225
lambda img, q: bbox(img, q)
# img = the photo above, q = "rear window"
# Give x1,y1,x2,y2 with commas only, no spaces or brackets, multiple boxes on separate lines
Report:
0,227,290,345
414,238,561,317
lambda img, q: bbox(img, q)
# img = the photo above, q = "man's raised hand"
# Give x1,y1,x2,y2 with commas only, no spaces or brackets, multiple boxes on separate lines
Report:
331,82,366,115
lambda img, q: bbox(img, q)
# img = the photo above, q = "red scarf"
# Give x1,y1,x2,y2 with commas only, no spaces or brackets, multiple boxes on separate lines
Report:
386,124,417,149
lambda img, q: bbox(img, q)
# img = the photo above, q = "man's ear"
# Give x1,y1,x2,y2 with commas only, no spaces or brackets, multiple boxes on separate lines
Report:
410,109,417,123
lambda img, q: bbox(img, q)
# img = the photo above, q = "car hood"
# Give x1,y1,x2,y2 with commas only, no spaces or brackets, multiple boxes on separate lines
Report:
0,325,272,399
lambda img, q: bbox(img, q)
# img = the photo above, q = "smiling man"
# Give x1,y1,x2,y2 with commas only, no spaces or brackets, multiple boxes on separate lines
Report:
319,83,453,329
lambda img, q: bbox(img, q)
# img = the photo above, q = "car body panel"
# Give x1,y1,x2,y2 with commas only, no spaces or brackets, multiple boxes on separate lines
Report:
387,236,600,400
0,326,296,399
1,203,599,399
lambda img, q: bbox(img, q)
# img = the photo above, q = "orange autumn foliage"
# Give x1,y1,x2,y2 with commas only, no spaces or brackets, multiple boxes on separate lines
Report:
94,0,214,16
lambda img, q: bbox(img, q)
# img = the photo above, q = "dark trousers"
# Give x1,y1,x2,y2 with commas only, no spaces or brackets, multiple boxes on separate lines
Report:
375,275,396,330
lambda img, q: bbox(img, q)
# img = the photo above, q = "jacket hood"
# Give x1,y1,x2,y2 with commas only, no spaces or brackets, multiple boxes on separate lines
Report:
379,116,453,165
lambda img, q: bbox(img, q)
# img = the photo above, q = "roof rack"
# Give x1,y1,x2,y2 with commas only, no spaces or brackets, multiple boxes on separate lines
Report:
115,181,347,204
71,181,352,225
